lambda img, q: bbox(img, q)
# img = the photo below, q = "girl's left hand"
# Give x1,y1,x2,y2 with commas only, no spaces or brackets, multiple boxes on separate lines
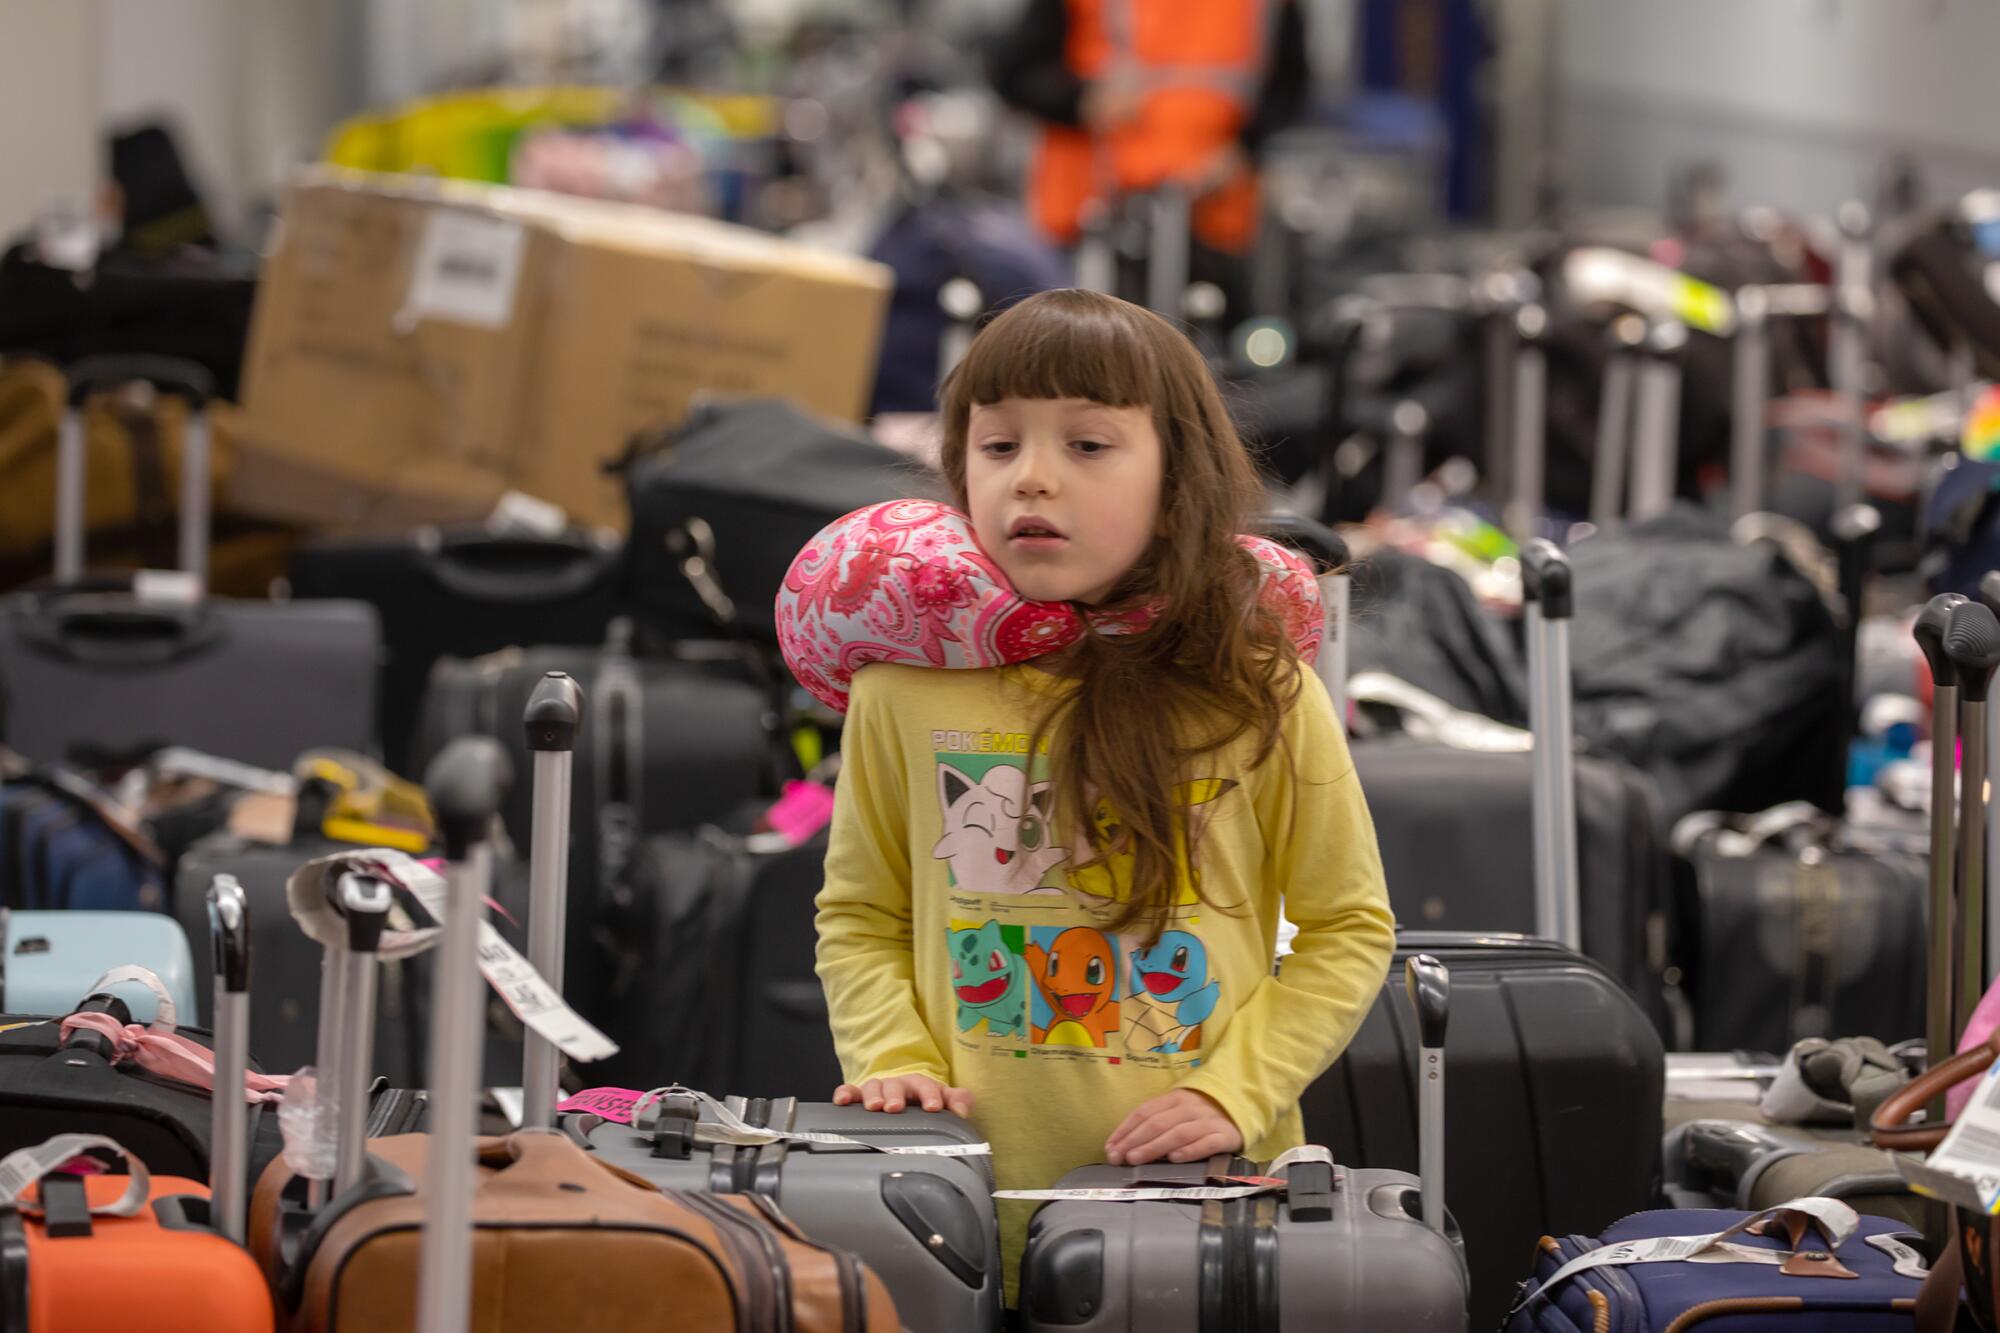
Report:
1105,1088,1243,1166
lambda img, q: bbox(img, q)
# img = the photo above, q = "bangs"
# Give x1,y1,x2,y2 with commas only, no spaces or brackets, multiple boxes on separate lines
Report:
946,289,1166,412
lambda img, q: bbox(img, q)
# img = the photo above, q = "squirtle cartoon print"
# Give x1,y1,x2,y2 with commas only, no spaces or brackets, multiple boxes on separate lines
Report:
1025,926,1122,1048
1068,779,1239,908
949,920,1027,1037
933,762,1068,894
1124,930,1219,1054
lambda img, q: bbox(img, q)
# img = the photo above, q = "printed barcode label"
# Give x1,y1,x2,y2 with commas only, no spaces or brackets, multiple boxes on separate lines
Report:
1651,1238,1706,1261
399,210,526,331
1944,1120,2000,1168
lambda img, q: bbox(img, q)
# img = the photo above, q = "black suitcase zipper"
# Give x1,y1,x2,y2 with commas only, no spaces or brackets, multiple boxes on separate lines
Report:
1196,1157,1279,1333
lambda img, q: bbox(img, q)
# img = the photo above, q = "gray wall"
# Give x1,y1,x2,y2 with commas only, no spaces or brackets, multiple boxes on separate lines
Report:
1555,0,2000,217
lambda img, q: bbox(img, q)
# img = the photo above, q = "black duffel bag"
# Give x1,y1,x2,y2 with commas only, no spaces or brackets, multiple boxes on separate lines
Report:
620,398,943,645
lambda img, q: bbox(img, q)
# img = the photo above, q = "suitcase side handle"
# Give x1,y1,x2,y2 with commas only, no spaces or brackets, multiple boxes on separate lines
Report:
1871,1030,2000,1152
423,531,615,605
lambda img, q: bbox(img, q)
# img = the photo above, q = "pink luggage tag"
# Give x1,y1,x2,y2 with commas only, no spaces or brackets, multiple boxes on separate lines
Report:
765,781,836,847
557,1087,649,1125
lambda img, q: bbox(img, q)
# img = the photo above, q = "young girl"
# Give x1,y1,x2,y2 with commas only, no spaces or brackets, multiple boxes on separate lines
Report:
814,288,1395,1304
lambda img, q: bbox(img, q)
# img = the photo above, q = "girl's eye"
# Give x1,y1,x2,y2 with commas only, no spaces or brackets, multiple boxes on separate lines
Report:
980,440,1018,458
1070,439,1108,456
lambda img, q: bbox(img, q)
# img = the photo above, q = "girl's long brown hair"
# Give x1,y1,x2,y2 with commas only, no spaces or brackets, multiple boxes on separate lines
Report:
938,288,1302,943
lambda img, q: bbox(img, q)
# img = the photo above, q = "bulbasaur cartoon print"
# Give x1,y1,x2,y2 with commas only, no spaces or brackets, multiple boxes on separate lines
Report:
1124,930,1219,1054
1025,925,1121,1048
949,919,1028,1037
932,762,1068,893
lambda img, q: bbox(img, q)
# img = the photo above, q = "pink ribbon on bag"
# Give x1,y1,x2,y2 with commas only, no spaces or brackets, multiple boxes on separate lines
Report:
59,1011,292,1105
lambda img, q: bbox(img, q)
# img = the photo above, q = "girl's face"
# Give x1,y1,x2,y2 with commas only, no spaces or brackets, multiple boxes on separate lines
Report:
964,396,1164,605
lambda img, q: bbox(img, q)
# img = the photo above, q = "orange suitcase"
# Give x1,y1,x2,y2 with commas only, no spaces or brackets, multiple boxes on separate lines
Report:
4,1169,273,1333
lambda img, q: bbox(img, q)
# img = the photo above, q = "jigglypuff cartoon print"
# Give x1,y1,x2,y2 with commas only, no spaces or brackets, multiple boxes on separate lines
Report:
1067,778,1239,909
1025,926,1122,1048
949,919,1028,1037
933,762,1068,894
1123,931,1219,1054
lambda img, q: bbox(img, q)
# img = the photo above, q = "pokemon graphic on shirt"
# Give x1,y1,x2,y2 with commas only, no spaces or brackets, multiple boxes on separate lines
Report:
1124,931,1218,1054
948,919,1028,1037
931,730,1234,1068
1025,925,1122,1048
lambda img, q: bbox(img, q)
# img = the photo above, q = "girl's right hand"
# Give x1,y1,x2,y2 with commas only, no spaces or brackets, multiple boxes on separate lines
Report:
834,1075,975,1118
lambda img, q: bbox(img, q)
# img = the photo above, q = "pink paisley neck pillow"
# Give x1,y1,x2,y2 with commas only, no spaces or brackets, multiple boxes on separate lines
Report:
775,499,1324,714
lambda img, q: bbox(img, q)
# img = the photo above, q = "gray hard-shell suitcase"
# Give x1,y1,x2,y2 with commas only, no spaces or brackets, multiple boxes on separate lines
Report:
0,357,377,770
578,1092,1004,1333
1017,955,1468,1332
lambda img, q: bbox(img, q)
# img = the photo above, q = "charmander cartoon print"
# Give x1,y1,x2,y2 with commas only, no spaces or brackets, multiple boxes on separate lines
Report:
1067,778,1239,909
949,919,1028,1037
1123,931,1219,1054
1025,926,1122,1048
932,761,1067,893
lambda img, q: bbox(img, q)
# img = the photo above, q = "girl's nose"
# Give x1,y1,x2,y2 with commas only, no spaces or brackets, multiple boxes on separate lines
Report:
1013,443,1057,497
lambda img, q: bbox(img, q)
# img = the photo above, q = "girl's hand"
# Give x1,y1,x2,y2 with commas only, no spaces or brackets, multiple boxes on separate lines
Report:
833,1075,975,1118
1105,1088,1243,1166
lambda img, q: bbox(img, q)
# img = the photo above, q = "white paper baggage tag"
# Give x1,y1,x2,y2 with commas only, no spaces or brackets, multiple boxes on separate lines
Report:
1900,1056,2000,1213
993,1146,1336,1203
400,860,617,1065
288,851,617,1064
1509,1197,1861,1316
84,965,178,1032
633,1087,992,1158
0,1135,149,1218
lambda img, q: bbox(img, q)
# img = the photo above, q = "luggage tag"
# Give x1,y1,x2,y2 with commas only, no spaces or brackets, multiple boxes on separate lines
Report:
632,1086,993,1158
1895,1054,2000,1213
557,1087,649,1125
287,850,617,1065
994,1145,1333,1203
1508,1197,1863,1316
0,1135,149,1219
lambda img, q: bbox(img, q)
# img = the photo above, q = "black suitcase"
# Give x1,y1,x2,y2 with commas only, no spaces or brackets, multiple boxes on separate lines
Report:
173,831,428,1083
1354,738,1673,1024
0,988,282,1182
0,358,378,770
620,398,942,644
593,805,838,1098
1676,812,1926,1052
288,526,621,772
1303,932,1665,1332
413,634,791,1013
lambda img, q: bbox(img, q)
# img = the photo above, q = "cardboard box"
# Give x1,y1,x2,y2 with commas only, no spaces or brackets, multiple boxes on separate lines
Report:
232,168,893,531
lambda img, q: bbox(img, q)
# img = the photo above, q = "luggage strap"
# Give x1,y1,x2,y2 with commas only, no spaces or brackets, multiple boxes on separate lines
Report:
0,1135,149,1219
59,1010,290,1104
633,1086,992,1158
1508,1197,1864,1317
991,1146,1335,1202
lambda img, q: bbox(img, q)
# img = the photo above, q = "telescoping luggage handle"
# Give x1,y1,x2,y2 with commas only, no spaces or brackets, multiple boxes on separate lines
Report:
1521,539,1581,951
522,671,584,1132
1915,593,1967,1131
1406,953,1450,1238
330,871,392,1197
1945,599,2000,1043
206,874,252,1245
415,736,512,1333
53,355,217,591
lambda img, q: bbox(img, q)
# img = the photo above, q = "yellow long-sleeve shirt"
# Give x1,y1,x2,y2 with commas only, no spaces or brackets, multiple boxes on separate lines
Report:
813,660,1395,1304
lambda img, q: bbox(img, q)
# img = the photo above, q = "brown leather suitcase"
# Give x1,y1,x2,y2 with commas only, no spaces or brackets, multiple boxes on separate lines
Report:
252,1131,899,1333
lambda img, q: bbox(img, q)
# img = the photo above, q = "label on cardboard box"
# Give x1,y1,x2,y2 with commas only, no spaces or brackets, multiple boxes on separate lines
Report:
399,209,527,331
